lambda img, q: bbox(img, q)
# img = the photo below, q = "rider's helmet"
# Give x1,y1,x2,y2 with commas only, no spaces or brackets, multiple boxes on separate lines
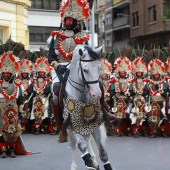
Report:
60,0,91,32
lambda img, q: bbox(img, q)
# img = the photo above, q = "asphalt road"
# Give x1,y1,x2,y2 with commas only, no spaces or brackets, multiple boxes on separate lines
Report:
1,134,170,170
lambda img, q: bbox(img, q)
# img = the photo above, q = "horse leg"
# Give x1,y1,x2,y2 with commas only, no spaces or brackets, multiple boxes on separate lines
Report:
92,127,113,170
84,135,100,170
75,133,96,170
67,129,77,170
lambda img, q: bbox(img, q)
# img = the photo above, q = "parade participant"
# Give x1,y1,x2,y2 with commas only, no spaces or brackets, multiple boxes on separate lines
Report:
107,57,132,136
47,0,90,139
129,57,149,137
19,59,33,133
30,57,53,135
0,52,31,158
147,59,167,137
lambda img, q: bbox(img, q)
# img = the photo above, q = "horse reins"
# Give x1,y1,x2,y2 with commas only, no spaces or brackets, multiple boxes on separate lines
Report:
79,59,100,88
67,59,100,94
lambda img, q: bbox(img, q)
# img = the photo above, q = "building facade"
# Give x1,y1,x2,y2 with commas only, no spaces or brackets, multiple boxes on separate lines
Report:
130,0,170,49
28,0,60,51
104,0,170,52
0,0,31,49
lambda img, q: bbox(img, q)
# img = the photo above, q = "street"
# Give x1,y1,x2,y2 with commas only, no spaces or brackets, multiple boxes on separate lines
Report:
1,134,170,170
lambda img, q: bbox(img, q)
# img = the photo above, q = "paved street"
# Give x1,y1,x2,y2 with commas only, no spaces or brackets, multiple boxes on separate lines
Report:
1,134,170,170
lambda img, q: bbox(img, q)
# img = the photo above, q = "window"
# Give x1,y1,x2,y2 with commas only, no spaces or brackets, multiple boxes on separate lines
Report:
132,12,139,27
149,5,157,23
30,0,60,10
0,28,3,42
106,13,112,26
29,26,59,42
106,34,111,47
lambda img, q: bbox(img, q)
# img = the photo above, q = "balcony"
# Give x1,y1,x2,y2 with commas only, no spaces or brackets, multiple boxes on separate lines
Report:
113,15,130,30
113,0,130,9
113,39,130,50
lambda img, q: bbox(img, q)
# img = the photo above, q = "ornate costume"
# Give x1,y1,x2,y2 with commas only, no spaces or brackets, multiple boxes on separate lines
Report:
107,57,132,136
147,59,167,137
30,57,53,135
129,57,149,137
0,52,31,158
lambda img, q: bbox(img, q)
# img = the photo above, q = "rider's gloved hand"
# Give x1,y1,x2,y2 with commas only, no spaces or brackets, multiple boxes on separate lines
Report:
57,65,67,74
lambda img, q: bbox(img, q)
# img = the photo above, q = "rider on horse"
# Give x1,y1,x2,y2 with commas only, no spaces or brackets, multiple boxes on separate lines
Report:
47,0,90,138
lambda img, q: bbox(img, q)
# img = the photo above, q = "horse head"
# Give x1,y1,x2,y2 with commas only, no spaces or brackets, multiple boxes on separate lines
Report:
69,44,103,100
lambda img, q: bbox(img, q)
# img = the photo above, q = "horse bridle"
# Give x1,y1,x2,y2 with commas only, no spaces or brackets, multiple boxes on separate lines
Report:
79,59,100,88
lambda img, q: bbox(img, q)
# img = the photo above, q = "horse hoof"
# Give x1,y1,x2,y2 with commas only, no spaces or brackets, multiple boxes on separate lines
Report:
86,166,96,170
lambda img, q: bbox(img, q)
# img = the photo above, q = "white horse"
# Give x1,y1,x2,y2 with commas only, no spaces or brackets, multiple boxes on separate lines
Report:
62,44,113,170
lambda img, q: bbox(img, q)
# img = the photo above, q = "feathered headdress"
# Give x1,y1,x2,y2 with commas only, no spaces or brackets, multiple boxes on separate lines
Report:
60,0,90,22
114,57,132,74
100,59,112,75
34,57,52,74
132,57,147,74
0,52,20,75
20,59,33,74
148,59,165,75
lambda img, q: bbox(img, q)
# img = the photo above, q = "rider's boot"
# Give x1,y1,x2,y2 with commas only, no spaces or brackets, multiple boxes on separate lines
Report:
104,162,113,170
1,146,7,158
53,103,68,143
52,101,65,133
82,153,96,170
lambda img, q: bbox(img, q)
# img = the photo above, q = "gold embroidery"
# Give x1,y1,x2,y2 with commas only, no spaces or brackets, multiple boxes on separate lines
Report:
67,100,75,111
83,105,95,118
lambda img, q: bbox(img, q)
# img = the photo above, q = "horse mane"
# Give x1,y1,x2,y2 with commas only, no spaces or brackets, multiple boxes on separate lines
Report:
85,46,99,60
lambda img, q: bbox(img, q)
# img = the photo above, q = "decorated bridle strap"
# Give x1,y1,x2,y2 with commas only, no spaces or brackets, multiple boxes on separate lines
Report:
79,59,99,85
80,59,94,62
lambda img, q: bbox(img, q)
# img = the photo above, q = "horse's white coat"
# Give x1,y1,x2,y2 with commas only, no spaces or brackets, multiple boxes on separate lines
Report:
64,44,110,170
